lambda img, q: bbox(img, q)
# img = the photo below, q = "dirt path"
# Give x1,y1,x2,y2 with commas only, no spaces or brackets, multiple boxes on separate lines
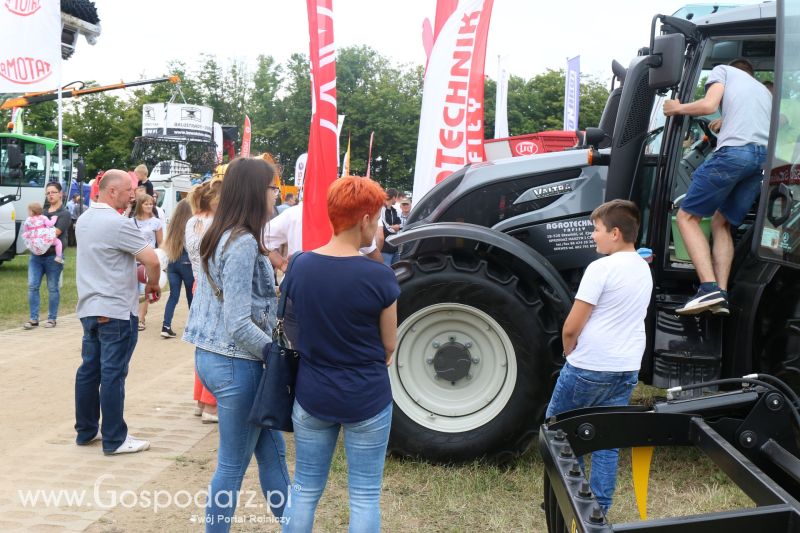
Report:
0,302,222,532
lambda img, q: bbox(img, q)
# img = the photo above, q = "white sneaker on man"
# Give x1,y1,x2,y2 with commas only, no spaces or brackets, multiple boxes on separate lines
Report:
105,435,150,455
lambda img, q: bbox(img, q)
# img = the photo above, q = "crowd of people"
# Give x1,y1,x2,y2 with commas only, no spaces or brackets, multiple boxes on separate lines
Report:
20,156,654,527
29,158,407,531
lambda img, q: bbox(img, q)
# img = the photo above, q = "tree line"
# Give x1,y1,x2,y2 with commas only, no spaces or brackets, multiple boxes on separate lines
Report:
20,46,610,192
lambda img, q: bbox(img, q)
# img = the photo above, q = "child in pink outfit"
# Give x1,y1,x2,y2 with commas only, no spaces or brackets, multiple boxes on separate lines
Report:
22,202,64,263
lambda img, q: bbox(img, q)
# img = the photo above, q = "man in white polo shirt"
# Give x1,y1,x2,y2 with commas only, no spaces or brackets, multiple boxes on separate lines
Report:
74,170,162,456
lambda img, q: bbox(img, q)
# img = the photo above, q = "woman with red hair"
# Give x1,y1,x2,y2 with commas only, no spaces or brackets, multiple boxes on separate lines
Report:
282,176,400,533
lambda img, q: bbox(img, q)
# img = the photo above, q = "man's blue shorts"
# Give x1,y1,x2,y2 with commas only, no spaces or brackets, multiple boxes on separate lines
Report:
681,143,766,226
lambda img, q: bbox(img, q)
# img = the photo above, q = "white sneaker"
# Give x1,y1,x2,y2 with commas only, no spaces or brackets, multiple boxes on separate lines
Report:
201,411,219,424
105,435,150,455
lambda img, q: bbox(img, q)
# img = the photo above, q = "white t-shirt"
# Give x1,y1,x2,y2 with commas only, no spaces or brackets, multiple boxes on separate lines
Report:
134,216,163,248
265,204,304,256
264,203,377,256
567,251,653,372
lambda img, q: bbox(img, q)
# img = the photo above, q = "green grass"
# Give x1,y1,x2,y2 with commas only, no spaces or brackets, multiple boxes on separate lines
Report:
289,428,752,532
0,245,78,329
304,384,753,531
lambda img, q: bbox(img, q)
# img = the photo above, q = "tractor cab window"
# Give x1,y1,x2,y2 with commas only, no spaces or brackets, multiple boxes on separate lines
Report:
0,138,47,187
644,94,668,156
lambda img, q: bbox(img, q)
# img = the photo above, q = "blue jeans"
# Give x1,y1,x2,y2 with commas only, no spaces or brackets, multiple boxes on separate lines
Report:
163,258,194,328
195,348,290,532
284,401,393,533
75,315,139,452
682,143,766,226
545,361,638,513
381,252,396,266
28,253,63,321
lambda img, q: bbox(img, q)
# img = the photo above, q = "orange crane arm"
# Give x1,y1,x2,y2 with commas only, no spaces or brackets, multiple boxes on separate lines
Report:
0,75,180,110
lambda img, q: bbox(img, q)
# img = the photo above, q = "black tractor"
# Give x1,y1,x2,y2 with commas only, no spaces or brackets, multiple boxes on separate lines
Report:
386,2,800,467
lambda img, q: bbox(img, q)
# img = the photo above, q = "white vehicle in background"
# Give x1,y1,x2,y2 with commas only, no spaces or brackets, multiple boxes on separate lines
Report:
0,134,80,265
0,200,16,267
148,160,195,226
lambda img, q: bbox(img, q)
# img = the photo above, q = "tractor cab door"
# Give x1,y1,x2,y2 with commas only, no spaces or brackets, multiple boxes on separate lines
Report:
754,0,800,267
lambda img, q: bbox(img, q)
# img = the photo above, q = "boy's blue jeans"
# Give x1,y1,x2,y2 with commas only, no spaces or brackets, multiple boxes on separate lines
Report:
283,400,392,533
195,348,290,532
545,361,639,513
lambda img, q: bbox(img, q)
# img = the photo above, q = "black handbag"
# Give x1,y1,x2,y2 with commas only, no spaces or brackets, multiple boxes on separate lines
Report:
248,253,303,432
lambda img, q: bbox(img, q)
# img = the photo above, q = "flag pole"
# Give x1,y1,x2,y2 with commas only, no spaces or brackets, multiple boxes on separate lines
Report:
57,75,63,188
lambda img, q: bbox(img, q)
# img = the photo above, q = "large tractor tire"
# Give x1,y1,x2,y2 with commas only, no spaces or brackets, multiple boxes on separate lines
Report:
389,253,562,463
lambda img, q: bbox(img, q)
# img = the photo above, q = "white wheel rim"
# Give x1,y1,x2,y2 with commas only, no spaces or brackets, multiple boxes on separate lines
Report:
390,303,517,433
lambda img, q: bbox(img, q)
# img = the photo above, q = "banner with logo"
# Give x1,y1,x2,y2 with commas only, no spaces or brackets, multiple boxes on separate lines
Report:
303,0,338,251
366,131,374,178
295,152,308,189
494,54,509,139
142,103,214,141
412,0,494,203
563,55,580,131
341,134,350,177
337,113,345,167
0,0,62,92
213,122,224,163
241,115,251,157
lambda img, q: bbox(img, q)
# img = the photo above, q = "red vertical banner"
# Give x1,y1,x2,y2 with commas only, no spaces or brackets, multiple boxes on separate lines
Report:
241,115,251,157
466,0,493,166
303,0,338,251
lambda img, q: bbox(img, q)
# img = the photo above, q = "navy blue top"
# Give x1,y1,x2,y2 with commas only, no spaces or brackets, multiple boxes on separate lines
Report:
283,252,400,423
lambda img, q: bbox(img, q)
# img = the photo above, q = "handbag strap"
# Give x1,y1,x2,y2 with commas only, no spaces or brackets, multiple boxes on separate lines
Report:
205,236,234,301
206,269,223,301
277,252,304,320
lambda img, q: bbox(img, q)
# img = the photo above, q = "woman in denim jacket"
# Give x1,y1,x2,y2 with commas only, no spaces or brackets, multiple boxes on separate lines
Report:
183,158,288,531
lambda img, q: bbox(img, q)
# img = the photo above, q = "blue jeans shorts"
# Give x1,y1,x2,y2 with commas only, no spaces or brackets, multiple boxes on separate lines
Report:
682,143,766,226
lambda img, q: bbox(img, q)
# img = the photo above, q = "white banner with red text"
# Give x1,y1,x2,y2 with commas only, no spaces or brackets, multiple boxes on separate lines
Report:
0,0,62,92
412,0,494,203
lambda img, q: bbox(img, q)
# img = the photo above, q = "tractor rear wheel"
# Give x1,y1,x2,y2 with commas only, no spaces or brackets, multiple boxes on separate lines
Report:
389,253,562,463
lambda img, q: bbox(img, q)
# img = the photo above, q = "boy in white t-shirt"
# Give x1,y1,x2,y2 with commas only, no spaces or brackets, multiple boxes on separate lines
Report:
545,199,653,514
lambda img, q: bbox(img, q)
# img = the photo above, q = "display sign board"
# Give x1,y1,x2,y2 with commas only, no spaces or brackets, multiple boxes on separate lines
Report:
142,103,214,141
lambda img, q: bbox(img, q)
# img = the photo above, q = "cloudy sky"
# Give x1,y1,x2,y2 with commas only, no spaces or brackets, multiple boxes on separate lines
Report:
61,0,707,88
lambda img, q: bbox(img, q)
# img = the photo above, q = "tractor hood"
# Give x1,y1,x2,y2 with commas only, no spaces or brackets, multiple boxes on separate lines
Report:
406,148,606,232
